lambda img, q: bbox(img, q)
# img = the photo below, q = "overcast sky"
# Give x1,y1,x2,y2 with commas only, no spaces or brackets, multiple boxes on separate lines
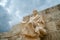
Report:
0,0,60,32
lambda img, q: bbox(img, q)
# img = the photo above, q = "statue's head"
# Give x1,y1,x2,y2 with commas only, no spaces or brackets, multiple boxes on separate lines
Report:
33,10,38,16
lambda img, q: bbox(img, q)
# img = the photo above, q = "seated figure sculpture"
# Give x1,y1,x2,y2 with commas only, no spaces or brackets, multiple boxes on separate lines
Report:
21,10,47,40
29,10,47,37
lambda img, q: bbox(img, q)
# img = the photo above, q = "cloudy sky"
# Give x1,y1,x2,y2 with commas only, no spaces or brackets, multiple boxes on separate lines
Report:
0,0,60,32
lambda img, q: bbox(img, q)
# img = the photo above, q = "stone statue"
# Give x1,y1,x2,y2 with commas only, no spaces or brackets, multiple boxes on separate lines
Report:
1,4,60,40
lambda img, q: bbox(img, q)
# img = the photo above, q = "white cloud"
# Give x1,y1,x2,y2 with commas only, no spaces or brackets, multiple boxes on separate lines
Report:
6,8,11,13
0,0,8,7
15,10,22,19
6,5,14,14
6,0,14,13
15,10,23,21
9,10,23,26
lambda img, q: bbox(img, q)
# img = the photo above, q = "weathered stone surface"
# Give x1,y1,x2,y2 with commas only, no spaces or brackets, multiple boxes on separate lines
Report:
41,4,60,40
0,39,8,40
42,31,60,40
